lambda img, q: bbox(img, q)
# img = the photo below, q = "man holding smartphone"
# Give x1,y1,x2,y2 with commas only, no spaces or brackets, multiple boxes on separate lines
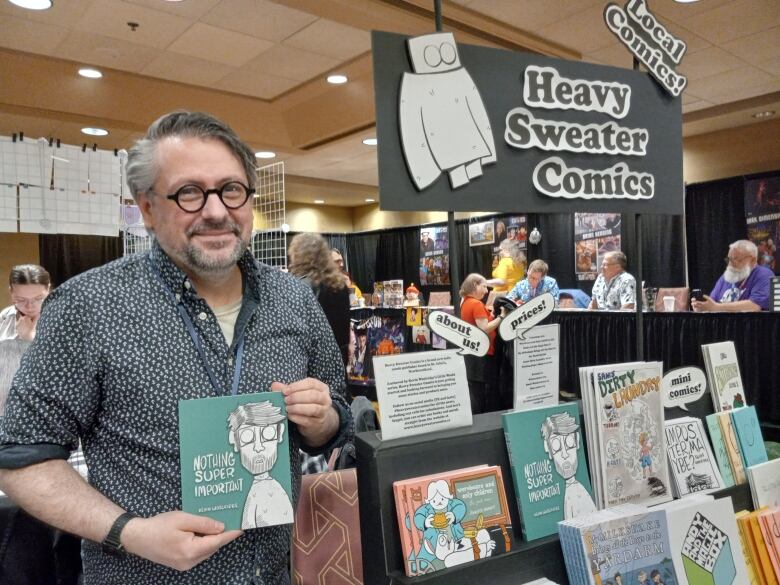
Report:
692,240,772,312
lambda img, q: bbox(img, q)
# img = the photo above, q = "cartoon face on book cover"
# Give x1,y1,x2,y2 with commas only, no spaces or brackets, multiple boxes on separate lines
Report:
595,363,671,507
393,466,511,576
179,391,293,531
584,511,678,585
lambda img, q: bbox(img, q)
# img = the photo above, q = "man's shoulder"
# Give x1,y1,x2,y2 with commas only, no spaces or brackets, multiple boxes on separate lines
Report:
54,254,150,299
752,264,775,281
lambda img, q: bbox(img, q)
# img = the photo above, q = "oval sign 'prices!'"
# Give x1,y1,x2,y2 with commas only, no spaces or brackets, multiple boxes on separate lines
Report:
662,366,707,411
498,292,555,341
427,311,490,357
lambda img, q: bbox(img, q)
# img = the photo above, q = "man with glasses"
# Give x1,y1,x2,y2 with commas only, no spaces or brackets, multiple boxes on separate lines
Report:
0,111,352,584
588,251,636,310
692,239,772,312
0,264,51,415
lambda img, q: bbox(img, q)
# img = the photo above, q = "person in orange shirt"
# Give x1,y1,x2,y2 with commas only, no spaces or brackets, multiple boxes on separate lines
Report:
459,274,504,414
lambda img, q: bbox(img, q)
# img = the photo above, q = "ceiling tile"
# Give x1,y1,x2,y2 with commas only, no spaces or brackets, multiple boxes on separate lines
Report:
200,0,316,42
0,0,94,28
0,14,69,55
283,19,371,61
0,112,65,139
757,56,780,77
538,4,616,55
676,46,745,81
651,0,733,24
51,31,159,73
240,45,338,82
686,66,776,102
167,22,273,67
680,0,780,45
141,52,231,86
704,79,780,104
218,68,299,99
465,0,604,33
583,42,634,69
722,26,780,63
660,20,711,55
74,1,194,50
123,0,221,20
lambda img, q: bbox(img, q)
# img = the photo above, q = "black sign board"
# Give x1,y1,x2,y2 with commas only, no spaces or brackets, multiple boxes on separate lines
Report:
373,30,683,215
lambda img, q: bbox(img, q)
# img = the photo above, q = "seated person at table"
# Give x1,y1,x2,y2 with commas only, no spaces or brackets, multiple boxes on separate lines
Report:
588,251,636,310
692,239,772,312
506,260,560,305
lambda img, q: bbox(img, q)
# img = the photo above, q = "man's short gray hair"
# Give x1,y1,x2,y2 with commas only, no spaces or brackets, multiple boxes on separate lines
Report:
126,111,257,202
730,239,758,259
606,250,627,270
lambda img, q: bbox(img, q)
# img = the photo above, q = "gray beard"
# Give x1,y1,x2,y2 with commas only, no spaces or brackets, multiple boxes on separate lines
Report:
241,450,277,476
723,264,751,284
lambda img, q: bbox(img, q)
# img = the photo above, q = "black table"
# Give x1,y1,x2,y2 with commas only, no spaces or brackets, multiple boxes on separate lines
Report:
548,310,780,428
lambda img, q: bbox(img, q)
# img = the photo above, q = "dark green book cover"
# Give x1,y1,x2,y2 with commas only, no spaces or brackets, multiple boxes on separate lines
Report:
179,391,293,530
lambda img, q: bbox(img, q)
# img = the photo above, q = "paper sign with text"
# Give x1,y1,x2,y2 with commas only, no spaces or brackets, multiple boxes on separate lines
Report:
427,310,490,356
498,292,555,341
373,349,472,441
662,366,707,411
513,323,560,410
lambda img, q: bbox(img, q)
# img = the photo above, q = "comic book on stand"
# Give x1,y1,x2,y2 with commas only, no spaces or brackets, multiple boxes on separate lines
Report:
503,403,596,541
731,406,769,469
747,458,780,509
702,341,745,412
179,391,293,531
392,465,511,576
664,417,724,498
705,412,736,488
581,361,671,508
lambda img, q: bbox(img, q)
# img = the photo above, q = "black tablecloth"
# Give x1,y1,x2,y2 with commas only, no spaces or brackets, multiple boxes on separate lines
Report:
549,310,780,425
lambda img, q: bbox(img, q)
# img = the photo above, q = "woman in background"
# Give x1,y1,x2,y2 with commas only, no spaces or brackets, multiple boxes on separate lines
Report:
459,273,503,414
487,238,526,293
288,234,350,367
0,264,51,415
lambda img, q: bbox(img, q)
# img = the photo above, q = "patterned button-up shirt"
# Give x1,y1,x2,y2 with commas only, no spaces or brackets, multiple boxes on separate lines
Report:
591,271,637,310
506,275,561,305
0,242,352,584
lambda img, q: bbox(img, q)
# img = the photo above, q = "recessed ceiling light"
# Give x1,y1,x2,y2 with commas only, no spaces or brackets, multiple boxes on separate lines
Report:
752,110,775,119
81,127,109,136
327,74,348,85
254,151,276,159
8,0,52,9
365,198,376,203
314,199,325,204
674,0,700,3
78,68,103,79
363,138,377,146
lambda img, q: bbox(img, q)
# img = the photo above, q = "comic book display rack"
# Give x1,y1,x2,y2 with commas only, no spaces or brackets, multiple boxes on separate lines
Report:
355,410,753,585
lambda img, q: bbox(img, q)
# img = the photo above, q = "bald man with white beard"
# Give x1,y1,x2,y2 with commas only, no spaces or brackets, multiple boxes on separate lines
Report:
692,239,773,312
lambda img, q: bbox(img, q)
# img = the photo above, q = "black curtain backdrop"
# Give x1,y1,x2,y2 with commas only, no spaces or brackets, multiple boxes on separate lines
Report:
346,232,380,293
39,234,122,288
685,177,747,293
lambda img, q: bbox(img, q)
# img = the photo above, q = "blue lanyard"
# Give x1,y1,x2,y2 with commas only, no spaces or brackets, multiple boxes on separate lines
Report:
150,258,244,397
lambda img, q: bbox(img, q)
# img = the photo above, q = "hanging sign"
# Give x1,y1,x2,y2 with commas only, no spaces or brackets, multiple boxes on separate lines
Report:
373,31,682,215
604,0,688,97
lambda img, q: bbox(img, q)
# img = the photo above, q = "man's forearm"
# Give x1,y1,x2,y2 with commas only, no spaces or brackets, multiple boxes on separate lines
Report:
0,459,123,543
714,299,761,312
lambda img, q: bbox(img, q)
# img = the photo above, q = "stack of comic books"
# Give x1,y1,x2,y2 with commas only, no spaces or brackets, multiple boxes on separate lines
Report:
664,417,725,498
558,503,678,585
503,403,597,541
579,361,671,509
392,465,512,576
747,458,780,510
736,507,780,583
702,341,746,412
705,406,769,487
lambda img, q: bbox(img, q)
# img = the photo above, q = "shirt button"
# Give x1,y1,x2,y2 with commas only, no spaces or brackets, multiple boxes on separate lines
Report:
228,357,233,366
184,281,191,290
175,293,181,302
198,312,207,321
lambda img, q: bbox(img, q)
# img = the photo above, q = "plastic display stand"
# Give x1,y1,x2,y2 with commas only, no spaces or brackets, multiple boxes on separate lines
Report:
356,411,568,585
355,410,755,585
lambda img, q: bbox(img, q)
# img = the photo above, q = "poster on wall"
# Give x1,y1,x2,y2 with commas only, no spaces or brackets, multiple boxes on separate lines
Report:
574,213,622,281
373,31,683,215
745,175,780,273
419,226,450,285
468,219,495,246
492,215,527,269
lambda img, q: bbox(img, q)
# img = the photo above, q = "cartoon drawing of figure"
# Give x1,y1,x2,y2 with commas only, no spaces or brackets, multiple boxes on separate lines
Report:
639,431,653,478
412,479,495,571
541,412,597,519
399,32,496,191
732,393,745,408
227,401,293,529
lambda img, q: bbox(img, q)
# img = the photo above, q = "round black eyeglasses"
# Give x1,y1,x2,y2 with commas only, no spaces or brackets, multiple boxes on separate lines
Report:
163,181,255,213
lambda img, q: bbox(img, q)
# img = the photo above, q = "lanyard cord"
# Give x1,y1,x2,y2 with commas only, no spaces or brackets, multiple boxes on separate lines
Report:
149,257,244,396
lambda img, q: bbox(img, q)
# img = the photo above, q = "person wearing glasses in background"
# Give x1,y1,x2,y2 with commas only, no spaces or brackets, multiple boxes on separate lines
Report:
588,251,636,310
692,239,772,312
0,264,51,415
0,111,352,584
